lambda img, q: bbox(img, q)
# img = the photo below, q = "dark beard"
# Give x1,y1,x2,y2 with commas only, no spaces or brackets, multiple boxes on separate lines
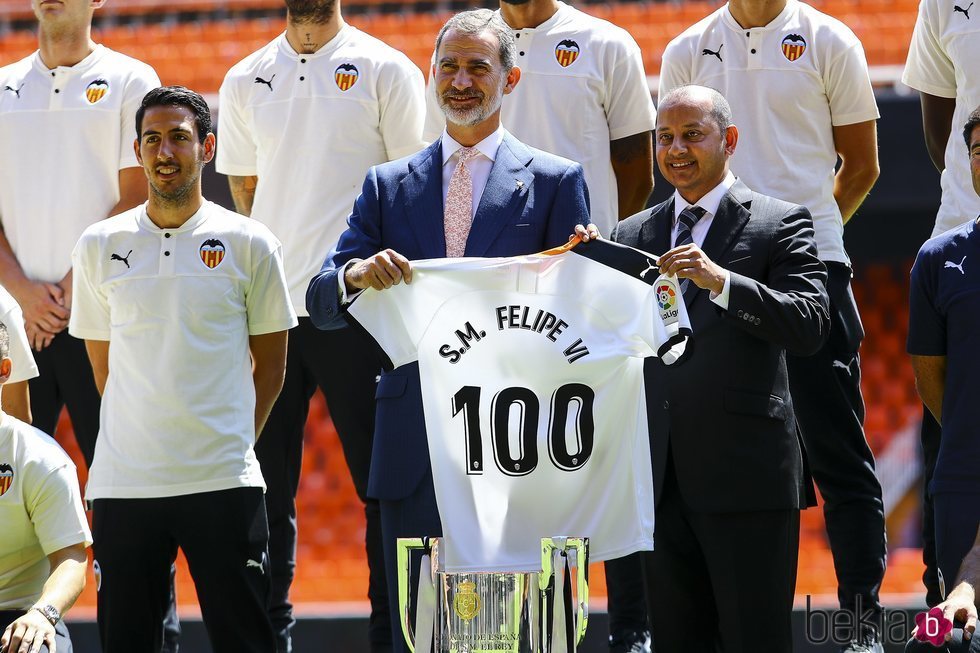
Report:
148,169,200,207
286,0,336,25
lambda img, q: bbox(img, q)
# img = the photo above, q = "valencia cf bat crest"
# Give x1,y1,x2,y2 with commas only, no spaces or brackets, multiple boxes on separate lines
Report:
335,63,359,91
86,78,110,104
199,239,225,269
0,463,13,497
555,40,580,67
781,34,807,61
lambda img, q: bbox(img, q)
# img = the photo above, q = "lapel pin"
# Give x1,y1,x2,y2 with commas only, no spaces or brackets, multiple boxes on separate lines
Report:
516,180,524,190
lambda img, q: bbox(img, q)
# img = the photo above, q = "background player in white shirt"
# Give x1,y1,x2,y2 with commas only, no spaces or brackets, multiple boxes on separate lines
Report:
660,2,884,650
0,0,159,468
903,0,980,607
0,289,39,424
0,321,92,653
70,86,297,653
217,0,425,647
425,4,656,642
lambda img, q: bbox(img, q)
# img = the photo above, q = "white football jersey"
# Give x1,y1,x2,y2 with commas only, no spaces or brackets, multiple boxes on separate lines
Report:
348,239,692,572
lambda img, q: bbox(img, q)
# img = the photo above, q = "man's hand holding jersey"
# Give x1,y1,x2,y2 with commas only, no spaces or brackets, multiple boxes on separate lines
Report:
344,249,414,293
657,244,727,295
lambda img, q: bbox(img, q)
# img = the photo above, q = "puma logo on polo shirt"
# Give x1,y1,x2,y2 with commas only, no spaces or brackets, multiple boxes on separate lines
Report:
110,250,133,268
701,44,724,62
3,84,23,98
954,2,973,18
254,74,276,91
944,255,967,274
640,259,659,280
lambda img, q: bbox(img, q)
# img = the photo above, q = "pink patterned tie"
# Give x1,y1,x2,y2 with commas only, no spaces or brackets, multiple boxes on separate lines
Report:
444,146,480,258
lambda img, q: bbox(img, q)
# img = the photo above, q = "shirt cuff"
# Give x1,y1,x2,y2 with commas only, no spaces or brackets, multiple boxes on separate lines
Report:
709,271,731,309
338,260,365,305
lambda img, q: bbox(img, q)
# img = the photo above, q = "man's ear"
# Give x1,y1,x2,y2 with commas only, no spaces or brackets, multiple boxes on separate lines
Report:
724,125,738,155
0,357,11,385
134,137,143,166
503,66,521,95
202,132,216,164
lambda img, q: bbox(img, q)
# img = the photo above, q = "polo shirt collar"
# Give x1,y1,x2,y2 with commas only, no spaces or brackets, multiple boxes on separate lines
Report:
278,24,353,60
33,43,106,75
722,0,797,31
500,1,570,30
441,125,506,167
137,201,211,233
672,171,737,223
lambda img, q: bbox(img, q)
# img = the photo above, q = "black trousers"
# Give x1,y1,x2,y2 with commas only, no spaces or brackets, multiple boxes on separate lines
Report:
257,319,389,653
28,331,101,467
0,612,72,653
787,262,886,624
641,460,799,653
920,410,944,606
92,488,275,653
604,554,649,645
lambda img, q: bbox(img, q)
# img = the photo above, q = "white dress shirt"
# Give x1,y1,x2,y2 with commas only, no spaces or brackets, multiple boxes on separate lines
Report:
440,126,506,218
670,171,737,308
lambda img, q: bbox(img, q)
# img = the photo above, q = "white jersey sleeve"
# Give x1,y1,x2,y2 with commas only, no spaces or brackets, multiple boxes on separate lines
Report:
824,42,879,127
0,287,38,383
119,64,161,170
69,227,112,341
378,59,428,160
603,36,657,141
216,74,259,177
245,226,299,336
903,0,957,98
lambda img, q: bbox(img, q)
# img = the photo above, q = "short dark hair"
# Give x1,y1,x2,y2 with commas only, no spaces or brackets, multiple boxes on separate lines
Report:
964,105,980,151
136,86,212,143
0,321,9,361
435,9,516,73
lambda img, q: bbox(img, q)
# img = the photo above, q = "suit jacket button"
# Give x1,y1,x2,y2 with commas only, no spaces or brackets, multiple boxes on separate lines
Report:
754,317,761,325
663,401,669,409
736,309,743,318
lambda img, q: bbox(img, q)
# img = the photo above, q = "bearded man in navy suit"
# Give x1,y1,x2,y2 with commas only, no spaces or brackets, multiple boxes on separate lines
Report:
306,9,588,652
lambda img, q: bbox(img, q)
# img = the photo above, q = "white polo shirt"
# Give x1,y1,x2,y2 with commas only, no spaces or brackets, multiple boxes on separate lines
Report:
0,287,38,384
659,0,879,263
0,413,91,610
0,45,160,283
69,201,298,500
424,2,657,235
903,0,980,235
217,25,426,315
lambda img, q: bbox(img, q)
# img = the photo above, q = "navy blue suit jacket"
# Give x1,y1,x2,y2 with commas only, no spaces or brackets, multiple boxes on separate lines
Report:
307,132,589,500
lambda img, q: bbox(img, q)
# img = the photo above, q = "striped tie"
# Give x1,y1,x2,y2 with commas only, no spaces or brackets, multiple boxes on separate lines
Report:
674,205,707,248
675,205,706,294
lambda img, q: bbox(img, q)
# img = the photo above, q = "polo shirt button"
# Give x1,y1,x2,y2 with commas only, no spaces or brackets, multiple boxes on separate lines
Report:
165,233,171,238
751,49,757,54
54,89,60,93
301,58,307,63
164,251,170,256
300,76,305,81
519,51,525,56
663,401,669,409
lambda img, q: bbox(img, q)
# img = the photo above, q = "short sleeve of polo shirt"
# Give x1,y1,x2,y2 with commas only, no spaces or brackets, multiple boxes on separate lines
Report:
603,35,657,141
69,233,111,341
26,459,92,555
908,247,946,355
119,65,162,170
824,41,879,127
216,75,258,177
903,0,957,98
245,230,298,335
657,39,693,100
0,290,39,384
378,59,427,161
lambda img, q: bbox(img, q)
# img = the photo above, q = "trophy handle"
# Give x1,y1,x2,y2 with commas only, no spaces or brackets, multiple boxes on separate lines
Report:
540,537,590,651
396,537,431,653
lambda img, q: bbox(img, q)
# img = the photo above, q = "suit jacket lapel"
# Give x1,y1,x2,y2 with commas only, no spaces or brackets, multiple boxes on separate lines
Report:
402,141,447,257
464,133,533,257
639,197,673,261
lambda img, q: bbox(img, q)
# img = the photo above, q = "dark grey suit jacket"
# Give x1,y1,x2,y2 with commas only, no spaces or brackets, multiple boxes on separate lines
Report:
611,180,829,513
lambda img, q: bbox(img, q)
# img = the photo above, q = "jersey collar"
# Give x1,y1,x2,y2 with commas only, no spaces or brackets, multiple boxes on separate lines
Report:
722,0,797,32
32,43,106,76
137,201,212,233
278,24,353,60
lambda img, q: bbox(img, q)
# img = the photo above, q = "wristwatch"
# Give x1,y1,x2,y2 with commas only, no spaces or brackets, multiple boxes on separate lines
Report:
31,604,60,627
